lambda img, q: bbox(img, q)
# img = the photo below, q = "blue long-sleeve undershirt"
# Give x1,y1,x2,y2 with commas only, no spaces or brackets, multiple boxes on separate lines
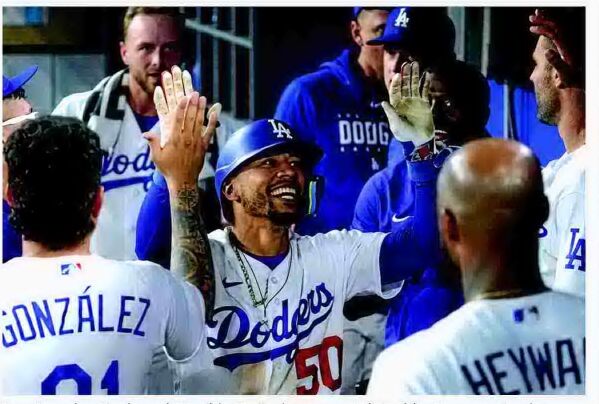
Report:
378,159,440,286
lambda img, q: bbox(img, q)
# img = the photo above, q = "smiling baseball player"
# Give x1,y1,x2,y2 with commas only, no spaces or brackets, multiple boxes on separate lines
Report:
139,63,444,394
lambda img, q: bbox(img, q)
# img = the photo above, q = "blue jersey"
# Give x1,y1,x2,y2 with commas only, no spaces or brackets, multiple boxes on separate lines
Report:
275,48,392,235
352,152,463,347
3,200,21,262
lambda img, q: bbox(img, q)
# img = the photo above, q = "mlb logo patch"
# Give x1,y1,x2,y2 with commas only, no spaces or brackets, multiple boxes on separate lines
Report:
60,262,82,275
513,308,524,323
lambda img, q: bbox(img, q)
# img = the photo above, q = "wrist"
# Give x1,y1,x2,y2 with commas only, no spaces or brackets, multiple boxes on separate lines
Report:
165,177,198,195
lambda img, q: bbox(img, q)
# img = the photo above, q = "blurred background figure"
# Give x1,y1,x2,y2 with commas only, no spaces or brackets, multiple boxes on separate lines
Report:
275,7,393,236
3,65,38,263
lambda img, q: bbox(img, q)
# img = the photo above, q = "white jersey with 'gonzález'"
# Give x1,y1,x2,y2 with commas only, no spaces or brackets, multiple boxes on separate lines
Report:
169,227,396,395
368,291,585,395
0,255,204,395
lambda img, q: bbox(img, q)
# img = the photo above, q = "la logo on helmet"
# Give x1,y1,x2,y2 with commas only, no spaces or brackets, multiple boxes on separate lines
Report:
268,119,293,139
395,8,410,28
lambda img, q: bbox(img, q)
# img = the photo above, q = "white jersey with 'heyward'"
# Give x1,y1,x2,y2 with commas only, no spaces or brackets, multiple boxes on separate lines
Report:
368,291,585,395
169,227,395,395
0,255,204,395
539,145,587,297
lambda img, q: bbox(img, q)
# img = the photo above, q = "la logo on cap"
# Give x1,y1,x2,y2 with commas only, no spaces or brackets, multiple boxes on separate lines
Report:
395,8,410,28
268,119,293,139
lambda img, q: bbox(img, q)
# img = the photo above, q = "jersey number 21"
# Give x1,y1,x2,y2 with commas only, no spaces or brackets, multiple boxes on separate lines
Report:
41,360,119,394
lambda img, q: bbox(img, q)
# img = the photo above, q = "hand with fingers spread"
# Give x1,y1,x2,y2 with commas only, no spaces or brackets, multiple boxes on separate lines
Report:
154,65,222,148
381,61,434,149
529,8,583,89
145,65,221,188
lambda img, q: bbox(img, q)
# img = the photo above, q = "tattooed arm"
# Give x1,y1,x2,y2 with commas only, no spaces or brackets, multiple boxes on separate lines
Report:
169,183,215,316
144,65,222,319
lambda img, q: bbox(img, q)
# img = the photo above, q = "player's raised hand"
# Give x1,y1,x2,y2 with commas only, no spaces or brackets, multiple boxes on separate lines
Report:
529,9,583,89
154,65,221,147
145,66,221,187
381,61,434,148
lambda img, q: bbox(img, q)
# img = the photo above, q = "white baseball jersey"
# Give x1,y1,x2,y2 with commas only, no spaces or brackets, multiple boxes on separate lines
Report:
53,84,246,261
368,291,585,395
0,254,204,395
539,145,587,297
170,227,395,395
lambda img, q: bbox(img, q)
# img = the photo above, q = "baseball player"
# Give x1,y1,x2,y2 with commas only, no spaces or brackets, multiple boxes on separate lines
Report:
3,65,39,263
342,8,459,392
355,60,491,348
368,139,585,395
138,63,445,394
51,7,244,262
0,106,214,393
528,8,585,297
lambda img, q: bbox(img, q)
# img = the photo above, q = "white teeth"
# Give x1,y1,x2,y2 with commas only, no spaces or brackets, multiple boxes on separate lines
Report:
271,187,296,196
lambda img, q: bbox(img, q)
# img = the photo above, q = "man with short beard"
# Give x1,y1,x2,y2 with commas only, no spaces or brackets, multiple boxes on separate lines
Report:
52,7,241,262
528,8,585,297
140,64,446,395
52,7,185,261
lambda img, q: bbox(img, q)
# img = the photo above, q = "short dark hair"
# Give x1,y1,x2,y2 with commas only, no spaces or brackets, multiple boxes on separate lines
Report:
3,88,26,101
430,60,491,130
5,116,103,250
123,7,185,40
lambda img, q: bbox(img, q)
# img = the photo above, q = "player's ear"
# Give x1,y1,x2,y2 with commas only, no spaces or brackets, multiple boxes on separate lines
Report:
119,40,129,66
222,181,238,202
91,186,104,220
440,208,460,244
5,186,14,207
350,20,363,47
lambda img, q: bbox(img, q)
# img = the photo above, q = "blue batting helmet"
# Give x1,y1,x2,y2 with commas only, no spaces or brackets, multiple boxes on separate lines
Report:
215,118,323,208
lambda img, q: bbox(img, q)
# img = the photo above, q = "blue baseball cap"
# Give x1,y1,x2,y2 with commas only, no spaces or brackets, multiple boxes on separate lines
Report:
367,7,455,57
3,65,38,98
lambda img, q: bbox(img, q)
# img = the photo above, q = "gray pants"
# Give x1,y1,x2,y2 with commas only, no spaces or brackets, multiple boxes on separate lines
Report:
341,313,386,394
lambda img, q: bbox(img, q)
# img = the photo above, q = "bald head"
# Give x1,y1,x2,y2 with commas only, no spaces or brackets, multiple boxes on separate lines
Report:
437,139,549,299
438,139,546,231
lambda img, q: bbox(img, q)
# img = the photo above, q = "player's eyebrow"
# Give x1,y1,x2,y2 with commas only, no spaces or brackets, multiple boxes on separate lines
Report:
137,41,155,48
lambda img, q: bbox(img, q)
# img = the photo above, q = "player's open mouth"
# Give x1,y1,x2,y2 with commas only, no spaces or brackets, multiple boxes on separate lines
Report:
270,186,297,201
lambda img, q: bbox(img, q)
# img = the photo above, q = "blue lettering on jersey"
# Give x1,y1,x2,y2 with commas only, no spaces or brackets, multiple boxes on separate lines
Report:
0,294,152,348
207,282,334,371
460,338,583,394
101,146,155,192
565,228,585,272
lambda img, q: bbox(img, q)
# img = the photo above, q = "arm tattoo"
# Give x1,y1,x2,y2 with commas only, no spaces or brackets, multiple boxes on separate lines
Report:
170,183,215,318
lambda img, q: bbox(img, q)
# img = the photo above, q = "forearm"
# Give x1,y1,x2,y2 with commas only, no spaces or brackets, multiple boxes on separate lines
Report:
169,180,215,317
380,160,440,285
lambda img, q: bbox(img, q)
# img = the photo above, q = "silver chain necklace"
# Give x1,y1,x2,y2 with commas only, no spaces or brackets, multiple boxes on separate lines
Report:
230,233,271,326
229,232,293,327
